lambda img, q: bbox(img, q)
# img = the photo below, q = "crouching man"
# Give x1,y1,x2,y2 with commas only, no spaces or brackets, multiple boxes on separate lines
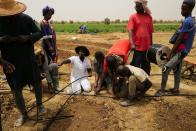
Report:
36,52,62,93
97,39,131,96
115,65,152,107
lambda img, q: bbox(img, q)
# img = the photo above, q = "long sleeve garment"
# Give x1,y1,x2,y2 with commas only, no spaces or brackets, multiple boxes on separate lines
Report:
0,13,43,89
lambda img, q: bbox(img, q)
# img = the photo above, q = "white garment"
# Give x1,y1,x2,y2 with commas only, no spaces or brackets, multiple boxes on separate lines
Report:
69,78,91,94
69,56,91,93
125,65,149,83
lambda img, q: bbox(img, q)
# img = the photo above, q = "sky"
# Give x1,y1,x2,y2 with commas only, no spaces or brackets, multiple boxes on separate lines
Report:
18,0,196,21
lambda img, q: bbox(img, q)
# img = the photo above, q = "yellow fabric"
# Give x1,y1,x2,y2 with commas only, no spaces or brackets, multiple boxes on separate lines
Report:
0,0,26,16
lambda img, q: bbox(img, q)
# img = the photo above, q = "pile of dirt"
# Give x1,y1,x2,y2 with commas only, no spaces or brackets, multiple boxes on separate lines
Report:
0,93,15,129
155,97,196,130
49,96,119,131
1,94,14,114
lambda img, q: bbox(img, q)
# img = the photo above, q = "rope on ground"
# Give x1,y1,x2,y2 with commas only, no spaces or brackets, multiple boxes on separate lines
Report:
27,75,89,113
62,93,196,98
43,89,82,131
32,115,74,123
42,90,196,130
25,75,89,130
2,74,196,130
150,73,174,76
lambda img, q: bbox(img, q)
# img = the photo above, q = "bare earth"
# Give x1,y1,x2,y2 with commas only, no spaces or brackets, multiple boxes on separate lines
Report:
1,32,196,131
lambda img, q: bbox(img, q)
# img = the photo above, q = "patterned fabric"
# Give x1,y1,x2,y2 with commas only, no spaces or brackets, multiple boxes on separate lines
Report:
40,19,56,63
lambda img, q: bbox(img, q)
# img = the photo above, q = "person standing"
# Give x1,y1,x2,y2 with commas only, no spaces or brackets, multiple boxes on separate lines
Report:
40,6,61,91
156,0,195,96
40,6,57,63
0,0,46,127
127,0,154,75
50,20,58,63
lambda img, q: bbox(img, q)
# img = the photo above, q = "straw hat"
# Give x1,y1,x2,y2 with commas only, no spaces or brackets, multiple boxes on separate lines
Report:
0,0,26,16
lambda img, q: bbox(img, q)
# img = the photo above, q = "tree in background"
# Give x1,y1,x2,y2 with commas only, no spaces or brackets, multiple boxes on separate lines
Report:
104,18,110,25
61,21,65,24
115,19,120,23
69,20,74,24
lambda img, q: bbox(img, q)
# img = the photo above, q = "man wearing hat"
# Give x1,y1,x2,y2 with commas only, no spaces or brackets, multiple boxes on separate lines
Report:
0,0,46,127
127,0,154,75
156,0,196,96
58,46,92,94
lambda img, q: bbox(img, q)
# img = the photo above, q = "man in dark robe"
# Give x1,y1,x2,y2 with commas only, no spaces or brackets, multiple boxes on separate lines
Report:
0,0,46,127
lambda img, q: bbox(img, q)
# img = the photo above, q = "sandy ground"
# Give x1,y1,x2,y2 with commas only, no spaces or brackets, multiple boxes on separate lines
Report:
0,32,196,131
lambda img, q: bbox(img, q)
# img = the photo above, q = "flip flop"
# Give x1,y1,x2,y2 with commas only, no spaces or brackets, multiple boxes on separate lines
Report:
168,88,180,95
155,90,165,97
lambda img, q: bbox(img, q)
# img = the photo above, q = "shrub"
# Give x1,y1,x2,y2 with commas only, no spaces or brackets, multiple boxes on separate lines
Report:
69,20,74,24
115,19,120,23
104,18,110,25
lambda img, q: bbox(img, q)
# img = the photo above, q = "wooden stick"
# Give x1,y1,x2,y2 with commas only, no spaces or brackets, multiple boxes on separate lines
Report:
0,90,11,94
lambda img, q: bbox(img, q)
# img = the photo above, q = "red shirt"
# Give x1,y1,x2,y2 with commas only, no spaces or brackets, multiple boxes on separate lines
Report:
176,33,188,53
103,39,131,74
127,13,154,51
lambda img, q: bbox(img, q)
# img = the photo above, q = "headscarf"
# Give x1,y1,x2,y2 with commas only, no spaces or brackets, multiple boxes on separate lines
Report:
42,6,55,16
183,0,195,8
134,0,151,15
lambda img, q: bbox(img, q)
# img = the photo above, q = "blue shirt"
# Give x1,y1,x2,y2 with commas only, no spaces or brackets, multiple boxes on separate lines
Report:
40,20,56,62
40,20,53,36
179,16,195,53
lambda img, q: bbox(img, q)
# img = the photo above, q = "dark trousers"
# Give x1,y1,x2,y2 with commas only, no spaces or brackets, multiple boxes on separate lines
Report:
131,50,151,75
10,82,42,115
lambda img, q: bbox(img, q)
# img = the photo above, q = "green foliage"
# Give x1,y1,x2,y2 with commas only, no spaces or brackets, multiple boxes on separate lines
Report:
69,20,74,24
54,23,126,33
52,22,181,33
154,24,180,32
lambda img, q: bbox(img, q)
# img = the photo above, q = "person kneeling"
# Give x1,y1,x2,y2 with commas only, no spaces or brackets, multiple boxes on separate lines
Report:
115,65,152,107
58,46,92,94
